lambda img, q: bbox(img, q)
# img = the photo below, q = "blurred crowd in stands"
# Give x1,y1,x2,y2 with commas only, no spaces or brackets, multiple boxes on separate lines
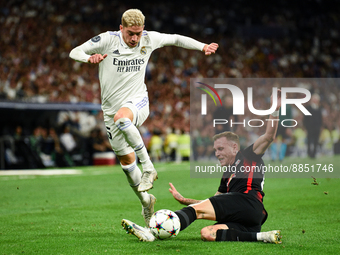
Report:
0,0,339,168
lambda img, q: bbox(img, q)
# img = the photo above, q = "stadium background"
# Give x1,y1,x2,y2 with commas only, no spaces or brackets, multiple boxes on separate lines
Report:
1,0,340,169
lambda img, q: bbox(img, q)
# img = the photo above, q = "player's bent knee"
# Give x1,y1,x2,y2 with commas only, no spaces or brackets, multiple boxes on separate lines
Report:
113,108,133,122
200,227,215,242
117,152,135,165
113,114,128,123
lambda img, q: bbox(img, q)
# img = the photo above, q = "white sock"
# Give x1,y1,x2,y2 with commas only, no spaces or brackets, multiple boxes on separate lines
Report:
121,161,150,207
132,186,150,207
256,232,263,241
115,118,153,170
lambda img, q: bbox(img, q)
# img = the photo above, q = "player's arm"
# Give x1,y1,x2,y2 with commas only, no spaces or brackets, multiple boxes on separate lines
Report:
70,45,107,64
69,34,108,64
169,34,219,55
150,32,218,55
169,182,204,205
169,183,223,205
253,89,282,155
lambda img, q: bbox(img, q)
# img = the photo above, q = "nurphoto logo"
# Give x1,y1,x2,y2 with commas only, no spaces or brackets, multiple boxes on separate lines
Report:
197,82,311,128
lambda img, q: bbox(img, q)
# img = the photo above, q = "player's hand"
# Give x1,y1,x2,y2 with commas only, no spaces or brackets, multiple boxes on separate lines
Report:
88,54,108,64
203,43,219,55
271,89,282,111
169,182,186,204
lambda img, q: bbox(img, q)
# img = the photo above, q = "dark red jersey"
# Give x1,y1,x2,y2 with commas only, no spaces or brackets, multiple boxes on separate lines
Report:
218,144,265,203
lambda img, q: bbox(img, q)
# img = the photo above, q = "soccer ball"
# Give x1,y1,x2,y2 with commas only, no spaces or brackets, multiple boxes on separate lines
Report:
149,209,181,239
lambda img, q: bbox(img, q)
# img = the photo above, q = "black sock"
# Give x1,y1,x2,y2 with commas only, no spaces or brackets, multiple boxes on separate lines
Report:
174,207,197,231
216,229,257,242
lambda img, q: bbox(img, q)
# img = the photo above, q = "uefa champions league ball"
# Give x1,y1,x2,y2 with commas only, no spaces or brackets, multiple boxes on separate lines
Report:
149,209,181,239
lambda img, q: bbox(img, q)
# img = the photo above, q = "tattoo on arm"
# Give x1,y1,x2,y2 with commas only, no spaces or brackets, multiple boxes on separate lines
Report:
175,193,183,202
208,226,216,239
183,198,202,205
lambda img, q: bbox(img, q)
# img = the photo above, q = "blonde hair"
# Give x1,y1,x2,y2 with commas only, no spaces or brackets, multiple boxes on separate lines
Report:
213,131,240,149
121,9,145,27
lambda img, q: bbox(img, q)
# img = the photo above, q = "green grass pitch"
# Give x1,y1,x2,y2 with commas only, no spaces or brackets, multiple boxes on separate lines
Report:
1,157,339,254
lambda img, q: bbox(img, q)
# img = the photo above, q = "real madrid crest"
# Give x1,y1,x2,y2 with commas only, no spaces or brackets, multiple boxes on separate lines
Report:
140,46,147,55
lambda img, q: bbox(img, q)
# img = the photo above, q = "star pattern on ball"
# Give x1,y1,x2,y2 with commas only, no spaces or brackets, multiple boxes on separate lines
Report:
167,212,175,220
169,227,179,237
155,222,165,232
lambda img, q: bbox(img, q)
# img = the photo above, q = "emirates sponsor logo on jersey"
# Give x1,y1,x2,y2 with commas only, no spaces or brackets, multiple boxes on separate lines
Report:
113,58,145,66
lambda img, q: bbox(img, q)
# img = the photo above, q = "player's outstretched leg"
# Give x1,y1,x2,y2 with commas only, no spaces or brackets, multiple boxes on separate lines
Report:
122,219,155,242
115,117,158,191
142,194,156,227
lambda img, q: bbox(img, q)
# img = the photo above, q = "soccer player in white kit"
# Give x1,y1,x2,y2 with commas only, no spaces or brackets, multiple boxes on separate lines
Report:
69,9,219,226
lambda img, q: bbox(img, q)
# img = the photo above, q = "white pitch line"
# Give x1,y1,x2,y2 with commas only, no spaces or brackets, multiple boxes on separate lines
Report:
0,169,83,176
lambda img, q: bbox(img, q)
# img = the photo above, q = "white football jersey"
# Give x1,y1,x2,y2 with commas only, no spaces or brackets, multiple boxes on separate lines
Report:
70,30,205,116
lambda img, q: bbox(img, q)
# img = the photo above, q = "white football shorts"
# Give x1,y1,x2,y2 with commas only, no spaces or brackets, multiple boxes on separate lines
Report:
103,95,150,156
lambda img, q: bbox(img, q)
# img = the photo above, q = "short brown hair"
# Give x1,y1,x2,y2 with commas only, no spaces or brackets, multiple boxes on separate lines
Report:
213,131,240,149
121,9,145,27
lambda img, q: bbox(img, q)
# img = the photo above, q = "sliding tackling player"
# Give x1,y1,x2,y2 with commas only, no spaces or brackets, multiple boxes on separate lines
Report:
122,90,282,243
